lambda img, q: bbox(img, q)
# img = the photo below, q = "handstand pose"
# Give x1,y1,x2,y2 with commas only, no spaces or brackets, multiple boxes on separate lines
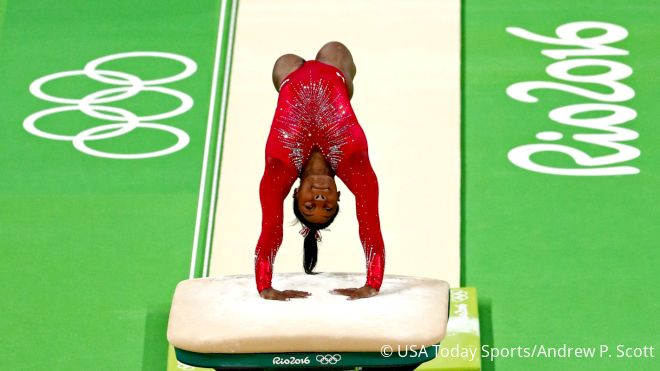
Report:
255,42,384,301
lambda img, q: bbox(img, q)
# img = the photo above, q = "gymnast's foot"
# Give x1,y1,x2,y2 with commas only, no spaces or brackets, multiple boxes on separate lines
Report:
330,285,378,300
260,288,311,301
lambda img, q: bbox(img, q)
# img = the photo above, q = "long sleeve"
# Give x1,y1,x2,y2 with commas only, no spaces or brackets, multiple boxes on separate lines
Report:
254,157,298,293
336,150,385,291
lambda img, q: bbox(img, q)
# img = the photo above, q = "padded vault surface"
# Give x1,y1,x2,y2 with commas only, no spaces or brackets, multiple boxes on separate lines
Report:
168,273,449,353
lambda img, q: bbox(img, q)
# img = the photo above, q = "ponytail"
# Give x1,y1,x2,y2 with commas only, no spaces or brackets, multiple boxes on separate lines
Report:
293,197,339,275
303,230,318,274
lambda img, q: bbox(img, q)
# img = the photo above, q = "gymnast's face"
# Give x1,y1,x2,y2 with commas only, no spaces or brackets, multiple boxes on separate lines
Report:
295,175,340,224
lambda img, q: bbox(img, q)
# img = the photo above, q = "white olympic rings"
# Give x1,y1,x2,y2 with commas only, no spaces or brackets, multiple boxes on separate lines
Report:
316,354,342,365
451,289,469,303
24,51,197,159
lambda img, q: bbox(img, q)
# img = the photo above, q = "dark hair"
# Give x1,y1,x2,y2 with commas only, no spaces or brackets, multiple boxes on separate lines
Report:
292,197,339,274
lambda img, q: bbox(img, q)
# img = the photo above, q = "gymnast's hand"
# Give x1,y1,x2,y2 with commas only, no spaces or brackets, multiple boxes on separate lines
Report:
330,285,378,300
259,288,311,301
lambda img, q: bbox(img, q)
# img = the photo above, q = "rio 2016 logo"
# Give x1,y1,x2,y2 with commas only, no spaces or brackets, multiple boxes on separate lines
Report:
271,353,341,366
24,51,197,159
506,22,638,176
272,356,311,365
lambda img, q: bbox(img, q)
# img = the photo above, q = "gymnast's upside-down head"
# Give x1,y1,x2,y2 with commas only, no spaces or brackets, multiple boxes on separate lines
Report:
292,173,340,274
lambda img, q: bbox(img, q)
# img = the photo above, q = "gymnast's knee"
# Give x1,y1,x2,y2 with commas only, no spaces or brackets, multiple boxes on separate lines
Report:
272,54,305,90
316,41,356,78
316,41,350,59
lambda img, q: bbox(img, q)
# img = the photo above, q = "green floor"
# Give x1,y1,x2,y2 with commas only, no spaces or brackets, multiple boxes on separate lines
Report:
0,0,232,369
1,1,658,370
464,1,659,370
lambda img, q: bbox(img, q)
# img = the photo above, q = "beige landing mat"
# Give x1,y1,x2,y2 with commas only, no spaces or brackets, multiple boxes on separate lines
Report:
210,0,461,287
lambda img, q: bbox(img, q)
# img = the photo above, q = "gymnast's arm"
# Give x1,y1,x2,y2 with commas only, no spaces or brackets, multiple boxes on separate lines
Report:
254,157,311,300
335,150,385,299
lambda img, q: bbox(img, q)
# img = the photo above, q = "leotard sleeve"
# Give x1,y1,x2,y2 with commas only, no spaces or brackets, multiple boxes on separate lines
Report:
254,157,298,293
336,150,385,291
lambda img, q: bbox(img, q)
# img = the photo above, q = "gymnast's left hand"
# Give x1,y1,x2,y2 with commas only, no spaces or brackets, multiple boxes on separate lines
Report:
330,285,378,300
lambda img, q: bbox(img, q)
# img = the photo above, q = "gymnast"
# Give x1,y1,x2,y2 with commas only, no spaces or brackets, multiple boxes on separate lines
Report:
255,41,384,301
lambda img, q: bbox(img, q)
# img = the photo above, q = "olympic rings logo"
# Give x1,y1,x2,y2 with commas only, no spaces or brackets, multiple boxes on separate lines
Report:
316,354,342,365
24,51,197,159
451,289,469,303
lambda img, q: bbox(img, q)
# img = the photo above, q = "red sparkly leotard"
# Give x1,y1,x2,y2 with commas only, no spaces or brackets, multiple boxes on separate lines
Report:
255,60,385,293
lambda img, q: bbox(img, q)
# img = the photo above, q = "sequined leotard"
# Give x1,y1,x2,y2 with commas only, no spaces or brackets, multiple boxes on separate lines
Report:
255,60,385,293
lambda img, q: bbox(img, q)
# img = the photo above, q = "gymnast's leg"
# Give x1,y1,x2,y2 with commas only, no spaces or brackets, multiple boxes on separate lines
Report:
315,41,356,98
272,53,305,91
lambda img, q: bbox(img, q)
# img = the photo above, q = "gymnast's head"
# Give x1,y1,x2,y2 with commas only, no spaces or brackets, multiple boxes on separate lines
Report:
294,174,341,224
293,174,340,274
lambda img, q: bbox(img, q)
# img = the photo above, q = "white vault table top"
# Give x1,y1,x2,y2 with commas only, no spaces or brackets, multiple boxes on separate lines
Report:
167,273,449,354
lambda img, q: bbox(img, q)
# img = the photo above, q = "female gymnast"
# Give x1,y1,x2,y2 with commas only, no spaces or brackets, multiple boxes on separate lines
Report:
255,42,384,301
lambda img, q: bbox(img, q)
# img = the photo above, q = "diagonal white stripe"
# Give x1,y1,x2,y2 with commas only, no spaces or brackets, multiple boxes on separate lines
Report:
190,0,229,279
202,0,239,278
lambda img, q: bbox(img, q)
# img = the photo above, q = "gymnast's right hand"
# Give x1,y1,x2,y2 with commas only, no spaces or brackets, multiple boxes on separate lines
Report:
259,288,311,301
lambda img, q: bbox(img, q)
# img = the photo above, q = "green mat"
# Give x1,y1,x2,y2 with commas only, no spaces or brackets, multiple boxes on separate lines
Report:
464,1,659,371
0,1,234,369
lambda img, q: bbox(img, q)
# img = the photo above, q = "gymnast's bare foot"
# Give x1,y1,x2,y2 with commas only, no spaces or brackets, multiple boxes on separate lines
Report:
330,285,378,300
260,288,311,301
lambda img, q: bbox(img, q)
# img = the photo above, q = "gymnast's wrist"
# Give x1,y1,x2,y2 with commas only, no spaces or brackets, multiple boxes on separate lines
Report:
365,283,380,292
